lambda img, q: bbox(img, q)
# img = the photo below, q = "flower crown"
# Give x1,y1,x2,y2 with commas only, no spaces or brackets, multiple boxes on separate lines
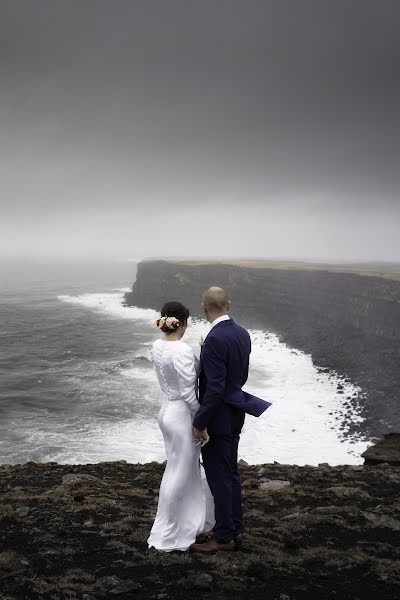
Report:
156,316,181,331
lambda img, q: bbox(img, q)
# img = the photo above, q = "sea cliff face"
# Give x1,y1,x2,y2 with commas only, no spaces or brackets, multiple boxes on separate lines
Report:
124,260,400,439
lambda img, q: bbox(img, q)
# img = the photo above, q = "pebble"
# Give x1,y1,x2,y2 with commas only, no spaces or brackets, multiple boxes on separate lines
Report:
16,506,30,516
109,580,141,594
326,486,371,499
259,480,292,493
361,511,400,531
62,474,99,485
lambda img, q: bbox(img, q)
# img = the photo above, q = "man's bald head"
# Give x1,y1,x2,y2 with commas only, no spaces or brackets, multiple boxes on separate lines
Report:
202,286,230,320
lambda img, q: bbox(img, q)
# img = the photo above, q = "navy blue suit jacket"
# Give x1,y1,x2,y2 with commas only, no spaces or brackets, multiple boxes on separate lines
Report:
192,319,271,436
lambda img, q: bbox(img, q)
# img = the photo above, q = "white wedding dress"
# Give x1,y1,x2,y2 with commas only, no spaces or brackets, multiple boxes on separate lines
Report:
147,338,215,552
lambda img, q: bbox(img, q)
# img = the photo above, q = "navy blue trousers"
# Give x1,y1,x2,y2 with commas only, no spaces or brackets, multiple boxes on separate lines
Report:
201,434,243,543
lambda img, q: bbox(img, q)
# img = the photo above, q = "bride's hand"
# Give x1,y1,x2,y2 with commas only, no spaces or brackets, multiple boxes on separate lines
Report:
193,427,209,447
200,429,209,447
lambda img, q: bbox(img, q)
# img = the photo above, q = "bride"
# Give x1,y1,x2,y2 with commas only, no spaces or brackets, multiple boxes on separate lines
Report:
147,301,214,552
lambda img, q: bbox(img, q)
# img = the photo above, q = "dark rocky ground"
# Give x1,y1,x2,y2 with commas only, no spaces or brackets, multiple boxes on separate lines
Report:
1,458,400,600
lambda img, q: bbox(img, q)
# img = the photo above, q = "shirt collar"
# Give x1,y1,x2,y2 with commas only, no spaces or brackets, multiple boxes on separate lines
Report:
209,314,230,331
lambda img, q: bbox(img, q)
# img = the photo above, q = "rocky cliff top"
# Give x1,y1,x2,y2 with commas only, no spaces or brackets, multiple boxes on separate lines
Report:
1,454,400,599
362,432,400,466
160,258,400,281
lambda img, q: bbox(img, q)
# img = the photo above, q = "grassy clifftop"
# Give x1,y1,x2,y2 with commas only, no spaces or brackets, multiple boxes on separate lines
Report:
164,259,400,282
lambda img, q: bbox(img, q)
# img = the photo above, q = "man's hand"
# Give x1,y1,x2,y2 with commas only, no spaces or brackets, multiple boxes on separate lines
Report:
193,427,209,447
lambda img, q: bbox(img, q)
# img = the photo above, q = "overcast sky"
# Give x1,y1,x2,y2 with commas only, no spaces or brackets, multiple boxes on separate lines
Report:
1,0,399,262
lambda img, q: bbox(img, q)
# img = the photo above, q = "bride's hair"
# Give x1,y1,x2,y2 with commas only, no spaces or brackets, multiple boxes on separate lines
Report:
157,301,190,334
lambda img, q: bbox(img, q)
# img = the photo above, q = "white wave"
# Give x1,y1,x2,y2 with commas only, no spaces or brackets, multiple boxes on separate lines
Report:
56,290,370,465
121,367,155,382
133,350,152,361
58,292,158,322
7,417,166,465
240,330,369,465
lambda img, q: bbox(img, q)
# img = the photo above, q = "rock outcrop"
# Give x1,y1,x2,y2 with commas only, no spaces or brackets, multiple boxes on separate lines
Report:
124,260,400,439
362,432,400,466
1,458,400,599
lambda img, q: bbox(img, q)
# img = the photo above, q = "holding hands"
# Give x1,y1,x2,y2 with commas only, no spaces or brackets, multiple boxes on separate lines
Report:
192,427,209,447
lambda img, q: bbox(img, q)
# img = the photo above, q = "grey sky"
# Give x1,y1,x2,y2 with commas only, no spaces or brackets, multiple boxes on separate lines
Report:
1,0,399,262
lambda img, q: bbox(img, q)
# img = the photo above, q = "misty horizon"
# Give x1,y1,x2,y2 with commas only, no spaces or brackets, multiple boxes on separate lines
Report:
2,255,400,268
1,1,399,262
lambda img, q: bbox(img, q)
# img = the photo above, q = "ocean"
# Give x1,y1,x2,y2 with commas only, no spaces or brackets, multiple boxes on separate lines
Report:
0,259,371,466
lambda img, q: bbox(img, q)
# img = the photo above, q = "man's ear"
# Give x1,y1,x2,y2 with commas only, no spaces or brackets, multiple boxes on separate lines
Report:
226,300,231,312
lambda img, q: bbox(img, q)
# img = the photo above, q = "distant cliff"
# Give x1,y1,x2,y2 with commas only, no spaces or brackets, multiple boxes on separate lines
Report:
124,260,400,439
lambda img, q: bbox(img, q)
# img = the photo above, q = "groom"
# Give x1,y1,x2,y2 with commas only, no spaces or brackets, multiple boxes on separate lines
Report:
191,287,271,553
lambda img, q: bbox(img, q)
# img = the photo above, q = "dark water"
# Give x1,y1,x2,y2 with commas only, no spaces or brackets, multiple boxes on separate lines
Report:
0,260,160,463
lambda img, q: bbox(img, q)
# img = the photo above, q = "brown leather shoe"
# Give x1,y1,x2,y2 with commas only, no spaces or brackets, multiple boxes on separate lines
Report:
190,538,235,554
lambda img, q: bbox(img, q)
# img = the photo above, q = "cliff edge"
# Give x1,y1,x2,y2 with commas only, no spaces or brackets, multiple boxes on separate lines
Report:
1,458,400,599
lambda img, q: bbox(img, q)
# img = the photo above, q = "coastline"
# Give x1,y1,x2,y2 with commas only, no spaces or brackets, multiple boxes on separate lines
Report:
124,259,400,441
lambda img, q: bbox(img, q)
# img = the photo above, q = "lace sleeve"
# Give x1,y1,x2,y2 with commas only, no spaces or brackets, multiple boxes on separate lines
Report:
173,345,200,416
